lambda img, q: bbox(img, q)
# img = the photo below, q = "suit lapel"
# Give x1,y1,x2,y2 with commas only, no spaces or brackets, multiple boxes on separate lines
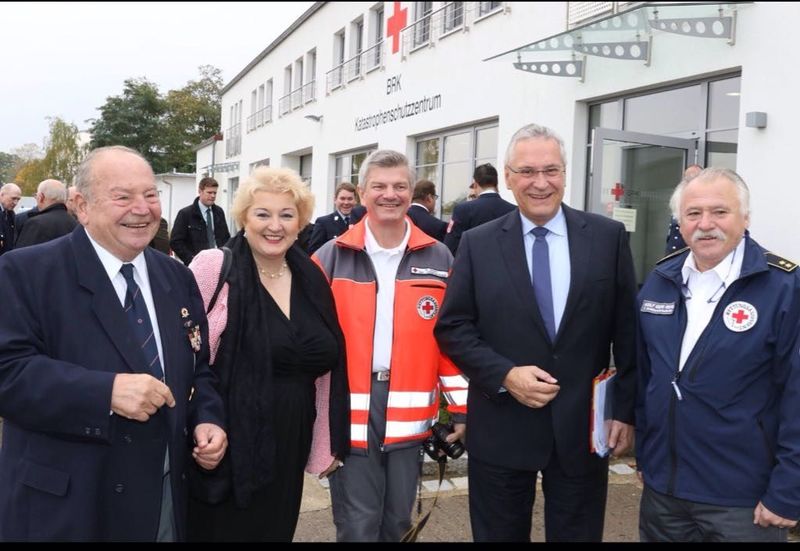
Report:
73,227,143,374
497,213,551,341
559,205,591,336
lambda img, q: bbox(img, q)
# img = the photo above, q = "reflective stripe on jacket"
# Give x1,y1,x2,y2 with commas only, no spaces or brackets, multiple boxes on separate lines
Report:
314,217,468,453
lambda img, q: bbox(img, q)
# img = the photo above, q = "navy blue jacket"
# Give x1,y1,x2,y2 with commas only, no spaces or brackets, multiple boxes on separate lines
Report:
308,208,365,255
635,235,800,519
169,198,231,266
0,227,225,541
407,204,447,242
444,191,515,254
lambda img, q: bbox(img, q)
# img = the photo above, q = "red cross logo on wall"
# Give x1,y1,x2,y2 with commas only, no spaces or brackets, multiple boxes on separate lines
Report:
387,1,408,54
730,309,749,324
611,182,624,202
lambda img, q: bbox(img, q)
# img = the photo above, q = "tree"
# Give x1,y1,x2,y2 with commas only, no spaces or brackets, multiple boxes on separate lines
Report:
10,143,46,194
162,65,223,173
12,118,85,192
0,152,22,184
89,77,167,172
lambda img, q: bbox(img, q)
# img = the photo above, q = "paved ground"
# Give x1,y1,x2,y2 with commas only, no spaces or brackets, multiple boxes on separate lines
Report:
294,454,643,542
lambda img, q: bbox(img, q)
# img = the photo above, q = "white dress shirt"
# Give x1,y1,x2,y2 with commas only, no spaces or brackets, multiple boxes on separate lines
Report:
520,207,571,334
364,219,410,373
678,237,745,370
86,230,165,373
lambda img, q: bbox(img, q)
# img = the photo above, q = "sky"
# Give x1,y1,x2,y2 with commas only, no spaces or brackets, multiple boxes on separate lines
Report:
0,1,314,154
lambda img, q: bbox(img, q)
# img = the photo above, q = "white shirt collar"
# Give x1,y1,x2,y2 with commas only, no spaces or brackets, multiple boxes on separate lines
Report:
520,206,567,237
478,189,498,196
410,202,428,211
681,236,745,285
364,219,410,256
85,227,148,281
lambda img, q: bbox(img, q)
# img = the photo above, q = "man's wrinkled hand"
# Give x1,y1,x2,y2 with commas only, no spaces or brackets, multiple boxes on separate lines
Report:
111,373,175,422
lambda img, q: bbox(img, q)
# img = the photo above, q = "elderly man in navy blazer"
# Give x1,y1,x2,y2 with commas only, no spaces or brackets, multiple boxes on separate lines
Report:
435,124,637,542
0,146,227,542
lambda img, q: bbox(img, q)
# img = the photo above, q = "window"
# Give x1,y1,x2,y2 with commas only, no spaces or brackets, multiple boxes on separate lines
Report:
414,122,499,219
413,2,433,48
443,2,464,33
299,154,313,185
477,1,502,17
305,49,317,103
334,147,376,192
368,5,385,71
350,18,364,80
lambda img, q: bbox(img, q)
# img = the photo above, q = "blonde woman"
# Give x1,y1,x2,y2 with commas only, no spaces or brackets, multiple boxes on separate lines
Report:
187,167,348,541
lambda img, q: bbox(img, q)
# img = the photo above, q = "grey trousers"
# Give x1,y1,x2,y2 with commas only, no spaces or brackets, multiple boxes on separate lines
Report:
329,378,422,542
639,484,787,542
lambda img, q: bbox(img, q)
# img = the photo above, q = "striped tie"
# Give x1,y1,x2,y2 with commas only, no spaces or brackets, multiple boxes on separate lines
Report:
120,264,164,381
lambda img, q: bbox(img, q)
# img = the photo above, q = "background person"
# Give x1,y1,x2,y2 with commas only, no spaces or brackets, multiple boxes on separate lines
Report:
0,183,21,255
0,146,226,541
407,179,447,242
307,182,364,254
314,150,468,542
170,177,231,265
15,178,76,248
636,167,800,541
664,164,703,254
435,123,637,542
187,166,349,542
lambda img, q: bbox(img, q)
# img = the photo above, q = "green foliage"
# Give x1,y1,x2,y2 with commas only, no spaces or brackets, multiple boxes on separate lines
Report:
89,66,222,174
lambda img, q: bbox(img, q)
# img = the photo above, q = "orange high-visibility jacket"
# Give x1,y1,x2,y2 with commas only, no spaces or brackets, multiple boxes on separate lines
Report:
313,218,468,453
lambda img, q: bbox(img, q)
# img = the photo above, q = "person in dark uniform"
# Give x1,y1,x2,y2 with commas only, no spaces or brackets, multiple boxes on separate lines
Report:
444,163,516,255
0,183,21,255
15,179,76,248
307,182,361,254
407,179,447,241
664,164,703,254
637,167,800,541
170,177,231,266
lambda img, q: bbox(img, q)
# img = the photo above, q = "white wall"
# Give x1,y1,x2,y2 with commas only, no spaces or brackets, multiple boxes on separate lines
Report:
156,173,197,231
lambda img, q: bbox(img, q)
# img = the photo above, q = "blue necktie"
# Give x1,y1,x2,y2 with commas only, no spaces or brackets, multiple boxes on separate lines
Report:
531,227,556,342
120,264,164,381
205,207,216,249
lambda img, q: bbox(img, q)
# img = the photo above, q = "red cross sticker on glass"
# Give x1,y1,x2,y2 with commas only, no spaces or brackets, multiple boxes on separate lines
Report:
417,295,439,320
387,1,408,54
723,301,757,332
611,182,624,202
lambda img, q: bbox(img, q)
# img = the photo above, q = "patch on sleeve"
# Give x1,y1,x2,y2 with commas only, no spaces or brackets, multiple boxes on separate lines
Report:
640,300,675,315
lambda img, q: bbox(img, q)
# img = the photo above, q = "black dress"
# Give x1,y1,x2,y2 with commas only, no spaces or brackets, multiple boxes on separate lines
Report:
188,277,338,542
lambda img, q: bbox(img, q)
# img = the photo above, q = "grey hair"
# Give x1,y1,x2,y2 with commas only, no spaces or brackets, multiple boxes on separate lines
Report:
669,167,750,220
504,123,568,169
357,150,415,190
37,179,67,203
75,145,150,201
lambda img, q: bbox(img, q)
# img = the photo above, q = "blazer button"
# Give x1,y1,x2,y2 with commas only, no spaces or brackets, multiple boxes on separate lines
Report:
94,428,102,436
123,435,132,444
84,427,91,435
552,354,560,361
181,473,186,481
114,484,125,494
183,427,189,437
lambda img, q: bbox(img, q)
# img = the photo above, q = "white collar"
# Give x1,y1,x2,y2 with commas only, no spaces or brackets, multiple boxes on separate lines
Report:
85,227,148,281
682,236,745,284
364,219,410,256
520,206,567,237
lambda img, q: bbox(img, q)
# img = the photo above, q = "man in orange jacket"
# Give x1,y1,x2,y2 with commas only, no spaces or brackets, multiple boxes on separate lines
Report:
313,150,467,542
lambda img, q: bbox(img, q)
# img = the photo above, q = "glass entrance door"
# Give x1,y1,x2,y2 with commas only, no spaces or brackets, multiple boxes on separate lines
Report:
590,129,697,284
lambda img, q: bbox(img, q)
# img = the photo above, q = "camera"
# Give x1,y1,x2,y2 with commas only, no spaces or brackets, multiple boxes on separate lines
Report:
423,422,465,462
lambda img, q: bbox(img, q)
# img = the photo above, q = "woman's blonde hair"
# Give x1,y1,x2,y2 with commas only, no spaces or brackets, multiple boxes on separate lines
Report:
231,166,315,229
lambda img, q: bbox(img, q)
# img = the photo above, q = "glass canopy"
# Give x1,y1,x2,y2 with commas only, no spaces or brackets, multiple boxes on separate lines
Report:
485,2,752,80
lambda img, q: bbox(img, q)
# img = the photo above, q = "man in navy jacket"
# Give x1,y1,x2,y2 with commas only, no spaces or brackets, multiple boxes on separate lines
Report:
636,168,800,541
0,146,227,541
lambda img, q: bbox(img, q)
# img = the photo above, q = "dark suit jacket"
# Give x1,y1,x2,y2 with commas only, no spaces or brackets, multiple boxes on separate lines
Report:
308,210,357,255
12,206,37,243
444,191,516,254
407,204,447,242
0,227,225,541
0,208,15,255
169,198,231,266
435,205,637,476
15,203,77,248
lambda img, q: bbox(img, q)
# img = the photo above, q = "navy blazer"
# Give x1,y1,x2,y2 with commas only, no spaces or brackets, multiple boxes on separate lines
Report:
444,191,516,254
308,210,361,254
0,226,225,541
435,205,637,476
169,198,231,266
407,204,447,242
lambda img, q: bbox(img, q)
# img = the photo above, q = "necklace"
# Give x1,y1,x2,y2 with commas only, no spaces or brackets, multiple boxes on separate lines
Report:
258,261,288,279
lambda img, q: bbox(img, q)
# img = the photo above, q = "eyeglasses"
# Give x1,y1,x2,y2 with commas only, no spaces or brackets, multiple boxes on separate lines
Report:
506,166,565,179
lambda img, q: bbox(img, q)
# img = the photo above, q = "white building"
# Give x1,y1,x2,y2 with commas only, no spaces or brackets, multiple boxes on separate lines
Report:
155,171,197,230
197,1,799,282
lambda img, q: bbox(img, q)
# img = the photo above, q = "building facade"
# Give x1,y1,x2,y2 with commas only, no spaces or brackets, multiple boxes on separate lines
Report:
198,1,799,278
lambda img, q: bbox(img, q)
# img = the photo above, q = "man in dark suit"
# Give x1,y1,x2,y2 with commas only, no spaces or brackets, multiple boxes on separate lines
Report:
407,179,447,241
0,146,227,541
15,179,76,248
435,124,637,542
170,177,231,266
0,183,21,255
444,163,515,254
308,182,364,254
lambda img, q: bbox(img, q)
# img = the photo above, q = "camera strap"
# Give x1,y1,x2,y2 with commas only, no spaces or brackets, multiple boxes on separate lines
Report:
400,450,447,543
